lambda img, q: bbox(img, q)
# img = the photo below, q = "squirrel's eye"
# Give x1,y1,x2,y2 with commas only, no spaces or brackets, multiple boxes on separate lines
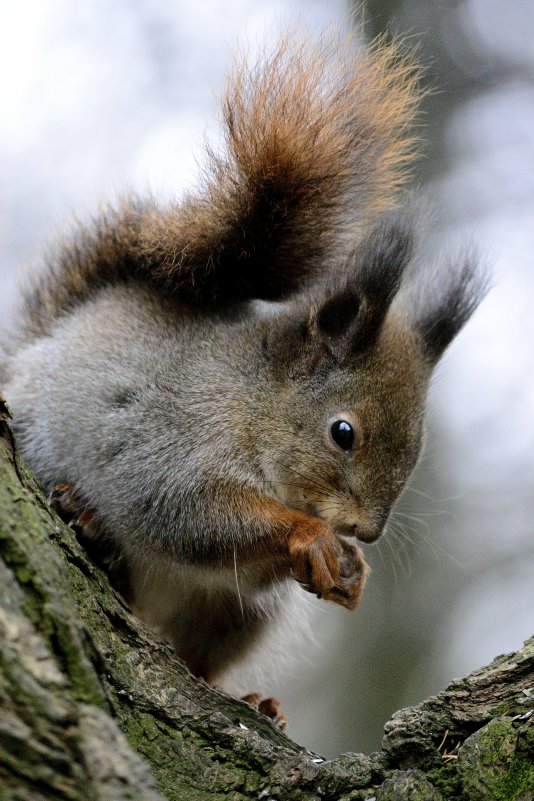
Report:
330,420,355,452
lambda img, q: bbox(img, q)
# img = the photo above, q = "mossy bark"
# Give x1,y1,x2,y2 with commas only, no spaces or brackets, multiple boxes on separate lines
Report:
0,398,532,801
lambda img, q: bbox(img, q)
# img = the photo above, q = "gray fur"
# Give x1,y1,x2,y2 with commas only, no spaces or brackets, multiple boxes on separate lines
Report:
3,235,485,683
2,278,423,680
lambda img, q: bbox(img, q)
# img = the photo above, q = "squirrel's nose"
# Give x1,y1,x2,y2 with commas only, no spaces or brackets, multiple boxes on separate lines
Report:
353,506,390,543
353,522,385,544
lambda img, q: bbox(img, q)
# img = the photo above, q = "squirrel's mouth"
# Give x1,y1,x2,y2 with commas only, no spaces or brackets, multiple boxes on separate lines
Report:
283,492,386,544
308,502,386,544
328,521,383,543
352,525,385,544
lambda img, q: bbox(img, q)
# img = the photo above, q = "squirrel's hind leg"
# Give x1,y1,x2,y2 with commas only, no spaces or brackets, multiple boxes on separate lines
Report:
241,692,288,731
49,482,133,602
49,482,101,537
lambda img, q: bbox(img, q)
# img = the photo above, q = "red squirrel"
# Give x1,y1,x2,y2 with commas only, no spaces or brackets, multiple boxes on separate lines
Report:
1,32,486,721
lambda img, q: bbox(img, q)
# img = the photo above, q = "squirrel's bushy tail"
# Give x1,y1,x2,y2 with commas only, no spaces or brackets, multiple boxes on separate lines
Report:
22,31,423,337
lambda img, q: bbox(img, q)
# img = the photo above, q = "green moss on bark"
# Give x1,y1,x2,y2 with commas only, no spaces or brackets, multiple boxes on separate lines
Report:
456,716,533,801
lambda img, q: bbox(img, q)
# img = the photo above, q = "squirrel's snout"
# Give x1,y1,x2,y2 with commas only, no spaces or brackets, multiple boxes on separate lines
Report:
309,497,388,544
354,525,384,544
333,519,385,543
352,505,392,543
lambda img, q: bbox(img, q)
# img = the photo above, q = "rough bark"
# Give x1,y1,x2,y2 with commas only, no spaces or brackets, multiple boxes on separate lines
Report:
0,397,532,801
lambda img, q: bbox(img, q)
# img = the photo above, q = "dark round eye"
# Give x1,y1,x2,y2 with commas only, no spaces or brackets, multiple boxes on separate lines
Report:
330,419,355,452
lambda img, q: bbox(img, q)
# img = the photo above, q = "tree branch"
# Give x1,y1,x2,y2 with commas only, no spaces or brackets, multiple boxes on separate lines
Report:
1,398,532,801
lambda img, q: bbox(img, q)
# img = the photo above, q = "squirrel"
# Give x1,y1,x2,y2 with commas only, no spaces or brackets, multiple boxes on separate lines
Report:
1,32,486,717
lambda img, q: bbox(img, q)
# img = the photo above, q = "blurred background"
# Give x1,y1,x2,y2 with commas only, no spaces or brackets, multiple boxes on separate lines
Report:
1,0,532,757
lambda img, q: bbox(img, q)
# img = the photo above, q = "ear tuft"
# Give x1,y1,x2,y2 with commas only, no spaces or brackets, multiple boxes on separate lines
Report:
402,248,489,361
312,214,415,357
344,215,414,350
355,215,414,309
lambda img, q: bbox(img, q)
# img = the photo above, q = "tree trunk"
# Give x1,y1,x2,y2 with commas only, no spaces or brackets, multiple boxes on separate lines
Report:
0,397,532,801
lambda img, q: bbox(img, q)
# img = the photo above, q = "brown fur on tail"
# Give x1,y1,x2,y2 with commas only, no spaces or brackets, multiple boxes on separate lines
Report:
20,31,423,340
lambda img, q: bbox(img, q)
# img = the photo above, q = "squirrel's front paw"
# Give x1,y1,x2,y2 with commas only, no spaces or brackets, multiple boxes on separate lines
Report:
288,521,369,610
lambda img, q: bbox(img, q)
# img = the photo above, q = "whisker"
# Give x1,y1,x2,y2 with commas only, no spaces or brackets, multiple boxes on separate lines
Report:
389,515,465,569
233,547,244,621
270,579,292,617
395,509,450,521
374,539,388,572
263,478,321,492
402,485,461,505
317,466,354,504
271,457,344,501
387,527,413,580
293,588,329,614
277,463,333,497
383,534,400,593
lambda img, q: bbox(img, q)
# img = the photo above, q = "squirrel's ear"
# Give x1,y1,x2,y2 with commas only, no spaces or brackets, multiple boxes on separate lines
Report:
401,249,489,363
315,217,414,354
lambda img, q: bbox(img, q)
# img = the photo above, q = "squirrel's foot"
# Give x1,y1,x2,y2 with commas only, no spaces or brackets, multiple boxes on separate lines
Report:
288,520,369,611
49,482,100,539
241,692,288,731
